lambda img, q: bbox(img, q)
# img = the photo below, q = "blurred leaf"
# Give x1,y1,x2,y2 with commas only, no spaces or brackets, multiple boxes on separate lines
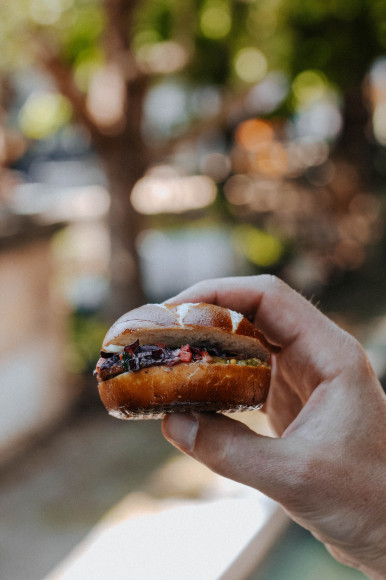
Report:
233,224,284,268
67,313,108,375
200,0,232,40
18,91,72,139
73,46,105,92
59,3,105,64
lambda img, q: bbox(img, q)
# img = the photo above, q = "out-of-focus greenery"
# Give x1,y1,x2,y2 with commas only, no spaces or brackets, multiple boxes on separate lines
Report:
233,224,284,268
1,0,386,318
19,92,72,139
66,313,108,375
1,1,385,96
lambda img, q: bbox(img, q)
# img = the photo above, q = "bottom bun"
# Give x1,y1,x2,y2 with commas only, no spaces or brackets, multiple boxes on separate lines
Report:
98,361,271,420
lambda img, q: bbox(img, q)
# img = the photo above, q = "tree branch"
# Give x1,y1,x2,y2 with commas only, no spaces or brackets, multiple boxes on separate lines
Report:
34,38,104,145
103,0,133,56
102,0,144,83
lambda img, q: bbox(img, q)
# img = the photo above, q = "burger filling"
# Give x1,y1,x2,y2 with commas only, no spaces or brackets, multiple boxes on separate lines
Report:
96,339,266,382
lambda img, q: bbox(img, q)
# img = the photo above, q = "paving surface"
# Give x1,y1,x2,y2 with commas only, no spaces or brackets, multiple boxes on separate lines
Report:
0,406,176,580
0,403,368,580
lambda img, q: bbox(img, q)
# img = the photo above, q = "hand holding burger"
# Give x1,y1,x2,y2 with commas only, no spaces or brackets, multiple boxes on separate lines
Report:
161,276,386,580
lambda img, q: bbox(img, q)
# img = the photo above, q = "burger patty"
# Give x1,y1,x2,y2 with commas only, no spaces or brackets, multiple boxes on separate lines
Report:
95,340,266,382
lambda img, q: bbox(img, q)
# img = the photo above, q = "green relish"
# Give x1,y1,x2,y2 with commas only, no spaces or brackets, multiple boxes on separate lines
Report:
210,356,265,367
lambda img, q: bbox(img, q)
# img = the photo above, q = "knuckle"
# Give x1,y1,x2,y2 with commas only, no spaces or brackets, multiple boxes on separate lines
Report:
191,279,212,291
194,417,246,481
257,274,282,290
205,431,237,476
254,274,289,300
341,331,373,376
182,278,218,299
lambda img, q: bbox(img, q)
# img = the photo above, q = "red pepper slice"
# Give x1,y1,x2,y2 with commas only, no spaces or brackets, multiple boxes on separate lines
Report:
179,344,192,362
200,350,212,362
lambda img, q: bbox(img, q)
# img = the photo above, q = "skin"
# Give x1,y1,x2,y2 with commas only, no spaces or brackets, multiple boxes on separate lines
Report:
161,275,386,579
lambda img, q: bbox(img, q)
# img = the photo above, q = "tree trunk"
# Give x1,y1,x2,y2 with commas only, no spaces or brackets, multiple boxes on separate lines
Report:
35,1,150,321
97,81,150,320
99,143,147,320
332,84,373,188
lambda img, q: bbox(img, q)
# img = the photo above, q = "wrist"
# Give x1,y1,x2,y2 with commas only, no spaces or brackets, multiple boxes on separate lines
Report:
343,545,386,579
326,530,386,579
360,555,386,580
358,524,386,579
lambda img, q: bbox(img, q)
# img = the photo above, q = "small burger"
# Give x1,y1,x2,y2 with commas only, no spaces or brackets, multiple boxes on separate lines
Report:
94,302,272,420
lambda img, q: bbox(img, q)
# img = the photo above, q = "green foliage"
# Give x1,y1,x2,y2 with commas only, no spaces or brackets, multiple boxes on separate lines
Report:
73,46,105,92
59,3,106,65
67,313,108,375
18,92,72,138
289,0,363,24
2,0,386,93
233,224,284,268
133,0,193,42
371,0,386,48
284,0,385,86
0,1,33,70
189,37,231,84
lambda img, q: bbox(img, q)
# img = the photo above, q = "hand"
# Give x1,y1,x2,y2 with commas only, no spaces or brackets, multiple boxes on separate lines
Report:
161,275,386,579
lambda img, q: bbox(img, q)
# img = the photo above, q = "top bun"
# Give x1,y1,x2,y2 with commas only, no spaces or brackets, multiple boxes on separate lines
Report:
102,302,271,361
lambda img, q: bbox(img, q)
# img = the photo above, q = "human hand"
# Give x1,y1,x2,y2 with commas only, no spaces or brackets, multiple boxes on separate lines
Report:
161,276,386,579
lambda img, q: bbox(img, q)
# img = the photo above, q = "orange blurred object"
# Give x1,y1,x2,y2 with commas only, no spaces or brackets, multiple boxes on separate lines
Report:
253,142,288,177
235,119,274,152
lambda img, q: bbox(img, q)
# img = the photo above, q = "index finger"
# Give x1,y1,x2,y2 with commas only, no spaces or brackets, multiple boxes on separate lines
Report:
168,275,269,321
167,275,313,346
167,275,357,377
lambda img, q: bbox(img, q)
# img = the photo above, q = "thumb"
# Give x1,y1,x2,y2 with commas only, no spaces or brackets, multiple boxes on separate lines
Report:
162,413,297,504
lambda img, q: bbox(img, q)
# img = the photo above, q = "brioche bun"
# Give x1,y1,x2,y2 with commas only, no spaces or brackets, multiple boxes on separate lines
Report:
96,302,272,420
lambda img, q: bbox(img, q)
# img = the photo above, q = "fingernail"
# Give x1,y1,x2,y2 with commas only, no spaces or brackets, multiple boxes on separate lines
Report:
163,413,198,452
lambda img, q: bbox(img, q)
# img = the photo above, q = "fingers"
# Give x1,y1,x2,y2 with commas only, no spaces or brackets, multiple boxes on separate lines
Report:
168,275,271,321
167,275,321,348
162,412,297,504
167,275,357,382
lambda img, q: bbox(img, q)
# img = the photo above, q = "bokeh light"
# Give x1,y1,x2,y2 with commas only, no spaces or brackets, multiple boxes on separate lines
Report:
200,2,231,39
234,48,267,84
253,141,288,177
246,72,289,115
235,119,274,152
73,48,105,92
200,152,231,182
18,92,72,139
233,224,283,267
292,70,329,106
373,103,386,145
136,41,189,74
87,64,127,133
144,82,189,138
131,165,217,214
29,0,70,26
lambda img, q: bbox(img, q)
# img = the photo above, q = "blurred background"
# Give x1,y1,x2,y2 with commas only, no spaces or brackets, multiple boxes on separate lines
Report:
1,0,386,578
